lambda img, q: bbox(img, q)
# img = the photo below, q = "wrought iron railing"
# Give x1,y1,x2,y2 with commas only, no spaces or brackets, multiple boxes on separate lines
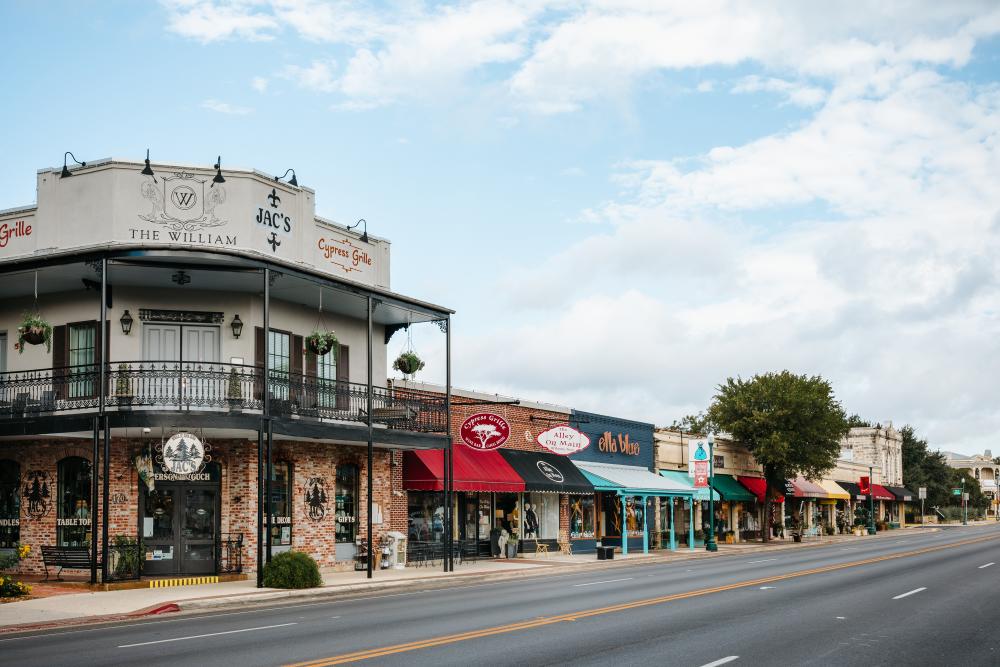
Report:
0,362,447,433
218,533,243,574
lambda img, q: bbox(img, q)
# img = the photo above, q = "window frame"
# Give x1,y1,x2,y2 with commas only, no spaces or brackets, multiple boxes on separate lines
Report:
0,459,19,549
334,464,359,544
268,461,293,547
57,456,92,547
66,321,98,399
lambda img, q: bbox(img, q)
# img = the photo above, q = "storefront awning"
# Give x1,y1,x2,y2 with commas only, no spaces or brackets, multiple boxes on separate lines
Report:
885,485,917,502
498,449,594,494
785,477,829,499
659,470,718,501
710,473,758,503
403,447,525,493
573,461,694,496
870,483,896,501
736,476,785,504
837,481,865,500
816,479,851,500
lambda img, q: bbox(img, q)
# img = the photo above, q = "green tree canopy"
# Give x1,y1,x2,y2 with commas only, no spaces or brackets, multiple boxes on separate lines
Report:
707,371,848,491
668,412,716,435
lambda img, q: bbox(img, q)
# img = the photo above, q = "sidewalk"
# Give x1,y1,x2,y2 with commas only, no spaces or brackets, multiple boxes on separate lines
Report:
0,526,938,633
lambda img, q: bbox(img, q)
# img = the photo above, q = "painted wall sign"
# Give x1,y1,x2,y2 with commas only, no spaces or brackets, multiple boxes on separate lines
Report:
305,477,328,521
536,425,591,456
140,173,229,232
460,413,511,450
598,431,640,456
316,235,375,277
257,187,293,252
568,410,655,468
0,219,32,248
21,470,51,518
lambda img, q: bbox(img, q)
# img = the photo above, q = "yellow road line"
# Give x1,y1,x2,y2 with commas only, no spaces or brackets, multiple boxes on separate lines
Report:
288,533,999,667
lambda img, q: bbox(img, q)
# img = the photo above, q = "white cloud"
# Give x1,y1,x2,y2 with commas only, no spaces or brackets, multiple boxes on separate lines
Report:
201,98,253,114
282,59,339,93
730,75,826,107
162,0,279,42
251,76,269,93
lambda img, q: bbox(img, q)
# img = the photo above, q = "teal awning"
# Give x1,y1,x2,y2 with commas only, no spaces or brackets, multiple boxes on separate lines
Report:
659,470,719,501
710,473,757,503
573,461,694,496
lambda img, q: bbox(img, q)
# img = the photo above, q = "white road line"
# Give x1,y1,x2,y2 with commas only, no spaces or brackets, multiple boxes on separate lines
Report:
892,587,927,600
573,577,634,587
745,558,777,564
759,586,775,590
118,622,297,648
698,656,739,667
979,562,995,569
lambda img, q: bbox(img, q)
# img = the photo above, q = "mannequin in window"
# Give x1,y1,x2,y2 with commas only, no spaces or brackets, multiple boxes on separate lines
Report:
524,502,539,539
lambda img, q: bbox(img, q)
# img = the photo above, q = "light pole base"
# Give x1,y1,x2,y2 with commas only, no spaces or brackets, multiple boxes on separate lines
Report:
867,527,876,535
705,540,718,552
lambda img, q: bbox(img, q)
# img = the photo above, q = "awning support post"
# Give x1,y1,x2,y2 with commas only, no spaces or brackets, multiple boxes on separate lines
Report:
621,494,628,557
669,498,676,551
642,496,648,554
688,498,695,551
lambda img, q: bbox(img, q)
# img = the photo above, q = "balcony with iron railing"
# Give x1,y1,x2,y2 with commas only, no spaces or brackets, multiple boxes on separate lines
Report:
0,362,447,434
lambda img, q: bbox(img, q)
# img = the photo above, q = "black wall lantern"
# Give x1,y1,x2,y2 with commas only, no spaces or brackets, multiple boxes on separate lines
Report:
348,218,369,243
275,169,298,187
141,148,157,182
231,314,244,339
120,310,134,335
61,151,86,178
212,156,225,187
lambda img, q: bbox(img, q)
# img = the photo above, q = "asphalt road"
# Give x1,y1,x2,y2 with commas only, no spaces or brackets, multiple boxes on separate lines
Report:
4,524,999,667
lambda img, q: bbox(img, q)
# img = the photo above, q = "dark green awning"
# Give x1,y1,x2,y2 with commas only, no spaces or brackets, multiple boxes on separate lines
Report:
711,473,758,502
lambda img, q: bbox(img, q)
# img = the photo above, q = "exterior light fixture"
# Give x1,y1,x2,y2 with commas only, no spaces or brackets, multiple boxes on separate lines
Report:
275,169,298,187
348,218,369,243
61,152,86,178
120,310,134,335
141,148,156,182
231,314,244,339
212,156,225,187
705,432,718,552
172,270,191,286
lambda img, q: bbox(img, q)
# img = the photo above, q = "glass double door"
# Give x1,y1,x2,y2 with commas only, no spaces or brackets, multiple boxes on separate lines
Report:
141,484,219,576
143,324,220,406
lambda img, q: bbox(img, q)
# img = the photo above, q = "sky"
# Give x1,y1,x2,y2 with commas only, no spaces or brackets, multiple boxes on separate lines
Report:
1,1,999,456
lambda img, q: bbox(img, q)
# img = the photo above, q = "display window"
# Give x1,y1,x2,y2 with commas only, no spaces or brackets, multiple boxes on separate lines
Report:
495,492,520,536
625,496,644,537
0,459,19,548
335,464,358,543
407,491,444,543
57,457,92,547
524,493,558,540
569,494,595,539
269,461,293,547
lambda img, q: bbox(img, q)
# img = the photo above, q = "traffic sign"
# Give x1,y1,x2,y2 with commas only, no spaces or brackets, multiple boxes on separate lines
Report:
918,487,927,499
963,493,969,501
953,488,962,496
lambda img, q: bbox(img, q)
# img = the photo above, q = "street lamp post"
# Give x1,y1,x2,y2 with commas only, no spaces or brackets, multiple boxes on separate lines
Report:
962,477,967,526
705,433,718,552
868,465,876,535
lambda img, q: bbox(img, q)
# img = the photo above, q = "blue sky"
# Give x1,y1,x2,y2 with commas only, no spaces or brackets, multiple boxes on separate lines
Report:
2,1,999,455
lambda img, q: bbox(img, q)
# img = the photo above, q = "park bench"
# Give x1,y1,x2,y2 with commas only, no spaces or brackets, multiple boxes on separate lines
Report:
41,546,99,581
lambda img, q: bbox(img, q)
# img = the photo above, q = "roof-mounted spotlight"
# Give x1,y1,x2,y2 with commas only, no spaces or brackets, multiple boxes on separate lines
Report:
140,148,157,182
61,152,86,178
212,156,225,187
348,218,369,244
275,169,298,187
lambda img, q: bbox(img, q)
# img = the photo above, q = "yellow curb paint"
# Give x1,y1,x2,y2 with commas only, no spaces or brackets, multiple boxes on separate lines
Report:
148,576,219,589
287,533,1000,667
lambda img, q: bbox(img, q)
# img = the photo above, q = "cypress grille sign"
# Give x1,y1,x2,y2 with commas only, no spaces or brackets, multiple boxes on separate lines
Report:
460,413,511,450
536,425,591,456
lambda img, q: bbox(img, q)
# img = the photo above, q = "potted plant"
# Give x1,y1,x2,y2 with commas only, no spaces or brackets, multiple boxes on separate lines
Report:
393,351,425,378
306,330,338,357
227,367,244,412
724,529,736,544
115,363,133,410
506,534,519,559
17,312,52,353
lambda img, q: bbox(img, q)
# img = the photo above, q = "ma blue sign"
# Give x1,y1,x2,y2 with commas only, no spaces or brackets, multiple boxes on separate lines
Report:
568,410,655,469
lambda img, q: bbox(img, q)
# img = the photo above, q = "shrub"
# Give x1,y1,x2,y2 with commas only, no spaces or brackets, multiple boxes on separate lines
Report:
262,551,322,589
0,543,32,598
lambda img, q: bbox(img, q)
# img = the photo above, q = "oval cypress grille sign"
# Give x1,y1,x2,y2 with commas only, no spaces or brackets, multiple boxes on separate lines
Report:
460,413,511,450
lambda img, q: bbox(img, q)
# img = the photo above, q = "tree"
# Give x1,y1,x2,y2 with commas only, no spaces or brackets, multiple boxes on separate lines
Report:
846,414,872,428
668,412,716,435
707,371,848,542
900,425,963,514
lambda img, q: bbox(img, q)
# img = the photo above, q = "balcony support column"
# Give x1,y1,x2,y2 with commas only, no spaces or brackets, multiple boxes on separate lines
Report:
445,315,452,572
264,268,273,568
366,296,374,580
101,415,110,582
256,425,264,588
90,416,99,584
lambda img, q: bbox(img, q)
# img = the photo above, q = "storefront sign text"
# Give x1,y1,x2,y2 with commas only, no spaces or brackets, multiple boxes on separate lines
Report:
536,425,591,456
460,413,511,450
317,236,374,276
0,219,32,248
0,519,19,527
57,518,91,526
598,432,640,456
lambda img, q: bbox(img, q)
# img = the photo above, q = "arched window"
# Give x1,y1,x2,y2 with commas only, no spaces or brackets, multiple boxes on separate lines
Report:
335,464,358,544
268,461,293,548
0,460,19,549
57,457,92,547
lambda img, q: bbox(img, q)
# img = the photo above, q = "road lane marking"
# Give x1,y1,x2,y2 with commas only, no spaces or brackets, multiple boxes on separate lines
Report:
573,578,633,587
979,562,995,569
698,657,739,667
745,558,777,564
286,534,1000,667
118,622,297,648
892,588,926,600
759,586,775,590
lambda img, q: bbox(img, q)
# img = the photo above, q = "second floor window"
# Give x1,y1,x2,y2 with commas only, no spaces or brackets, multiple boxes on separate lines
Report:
317,347,337,408
69,323,96,398
0,333,6,372
269,330,290,399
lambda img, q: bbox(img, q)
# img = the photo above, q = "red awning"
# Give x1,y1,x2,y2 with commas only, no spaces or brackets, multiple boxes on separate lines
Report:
403,447,525,493
787,477,829,499
869,483,896,501
737,476,785,503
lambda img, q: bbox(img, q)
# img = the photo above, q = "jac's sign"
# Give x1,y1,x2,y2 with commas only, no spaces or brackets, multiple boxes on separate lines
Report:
460,413,510,450
536,425,591,456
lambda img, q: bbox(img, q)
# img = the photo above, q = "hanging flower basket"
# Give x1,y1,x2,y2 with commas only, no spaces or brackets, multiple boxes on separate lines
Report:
17,312,52,353
393,351,425,377
306,330,338,357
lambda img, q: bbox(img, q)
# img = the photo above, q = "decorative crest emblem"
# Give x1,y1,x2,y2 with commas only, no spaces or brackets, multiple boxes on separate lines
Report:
158,432,210,475
140,172,228,231
305,477,328,521
22,470,52,518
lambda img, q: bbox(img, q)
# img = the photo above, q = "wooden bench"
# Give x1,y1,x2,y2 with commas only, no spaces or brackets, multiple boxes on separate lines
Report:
41,546,99,581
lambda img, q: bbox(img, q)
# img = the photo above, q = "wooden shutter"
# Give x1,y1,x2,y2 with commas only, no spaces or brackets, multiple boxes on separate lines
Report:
304,348,318,411
336,344,350,410
290,334,303,407
52,325,67,399
254,326,265,401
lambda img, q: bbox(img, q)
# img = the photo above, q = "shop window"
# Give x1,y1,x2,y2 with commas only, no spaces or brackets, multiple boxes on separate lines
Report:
625,496,645,537
335,464,358,543
57,457,92,547
495,493,520,537
269,462,293,547
570,495,595,539
0,333,6,372
0,460,19,548
407,491,444,543
524,493,558,540
68,323,96,398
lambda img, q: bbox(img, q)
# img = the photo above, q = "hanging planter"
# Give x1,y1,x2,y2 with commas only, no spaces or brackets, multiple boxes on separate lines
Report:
393,351,425,377
17,311,52,353
306,330,338,357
